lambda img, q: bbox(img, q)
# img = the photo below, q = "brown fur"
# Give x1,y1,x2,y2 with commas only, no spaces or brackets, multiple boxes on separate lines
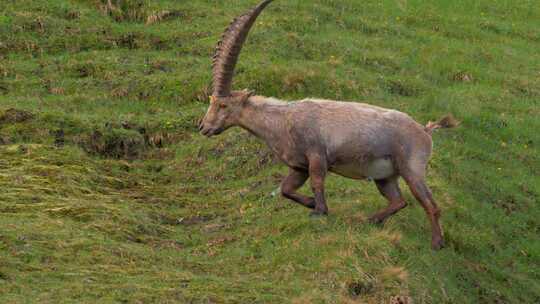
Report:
200,0,457,250
200,95,456,250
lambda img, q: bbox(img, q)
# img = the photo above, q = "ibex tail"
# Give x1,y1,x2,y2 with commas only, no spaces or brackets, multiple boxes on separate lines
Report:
424,114,459,135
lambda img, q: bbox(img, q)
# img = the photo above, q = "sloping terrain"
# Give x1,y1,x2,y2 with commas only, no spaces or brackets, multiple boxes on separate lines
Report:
0,0,539,303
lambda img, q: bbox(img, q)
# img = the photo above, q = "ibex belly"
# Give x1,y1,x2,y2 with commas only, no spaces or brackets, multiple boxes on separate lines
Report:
330,157,395,180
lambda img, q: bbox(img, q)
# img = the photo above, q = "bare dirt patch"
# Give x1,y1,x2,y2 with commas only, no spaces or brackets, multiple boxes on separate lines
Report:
0,108,34,125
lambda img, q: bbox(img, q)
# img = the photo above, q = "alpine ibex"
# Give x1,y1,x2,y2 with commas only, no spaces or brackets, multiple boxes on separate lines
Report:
199,0,457,250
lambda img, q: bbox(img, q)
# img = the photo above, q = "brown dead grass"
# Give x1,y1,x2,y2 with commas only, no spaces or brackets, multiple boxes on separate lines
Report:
381,266,409,283
0,108,34,124
146,10,183,25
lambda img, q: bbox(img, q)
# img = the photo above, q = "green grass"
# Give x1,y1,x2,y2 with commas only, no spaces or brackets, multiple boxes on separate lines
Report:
0,0,539,303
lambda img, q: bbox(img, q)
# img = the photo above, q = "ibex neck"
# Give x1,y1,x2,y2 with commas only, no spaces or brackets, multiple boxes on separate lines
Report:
237,96,288,143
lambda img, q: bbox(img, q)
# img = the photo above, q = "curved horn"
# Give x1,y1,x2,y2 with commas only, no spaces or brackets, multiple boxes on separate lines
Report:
212,0,274,97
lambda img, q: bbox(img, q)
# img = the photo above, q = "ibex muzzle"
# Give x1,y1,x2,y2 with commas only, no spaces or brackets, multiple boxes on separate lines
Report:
199,91,252,137
200,0,457,250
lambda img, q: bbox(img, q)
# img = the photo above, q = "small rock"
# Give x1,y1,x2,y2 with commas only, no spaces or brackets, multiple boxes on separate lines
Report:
53,129,65,148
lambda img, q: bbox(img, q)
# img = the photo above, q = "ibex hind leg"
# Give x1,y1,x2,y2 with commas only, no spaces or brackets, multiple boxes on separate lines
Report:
368,176,407,224
307,154,329,216
400,156,444,250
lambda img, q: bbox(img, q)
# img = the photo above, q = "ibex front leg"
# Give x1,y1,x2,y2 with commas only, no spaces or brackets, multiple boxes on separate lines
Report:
280,168,315,209
308,154,328,216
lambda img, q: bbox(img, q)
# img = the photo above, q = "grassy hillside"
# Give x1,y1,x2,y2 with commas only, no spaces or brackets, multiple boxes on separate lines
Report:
0,0,539,303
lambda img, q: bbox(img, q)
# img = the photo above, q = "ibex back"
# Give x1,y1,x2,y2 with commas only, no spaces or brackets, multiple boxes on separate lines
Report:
199,0,457,250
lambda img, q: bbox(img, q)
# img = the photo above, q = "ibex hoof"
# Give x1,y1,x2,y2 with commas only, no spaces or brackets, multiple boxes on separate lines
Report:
368,215,385,225
431,238,445,251
309,210,328,217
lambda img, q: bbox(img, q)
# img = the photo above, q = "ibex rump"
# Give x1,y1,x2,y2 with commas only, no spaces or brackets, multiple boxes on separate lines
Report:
199,0,457,250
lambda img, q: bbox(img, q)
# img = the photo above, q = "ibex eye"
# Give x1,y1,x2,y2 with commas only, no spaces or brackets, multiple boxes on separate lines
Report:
219,103,227,109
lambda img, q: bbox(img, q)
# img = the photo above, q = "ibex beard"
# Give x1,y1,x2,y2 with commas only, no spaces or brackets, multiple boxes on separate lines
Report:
199,0,457,250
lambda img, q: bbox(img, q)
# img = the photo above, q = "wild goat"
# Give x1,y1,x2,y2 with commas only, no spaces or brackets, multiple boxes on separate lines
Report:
199,0,457,250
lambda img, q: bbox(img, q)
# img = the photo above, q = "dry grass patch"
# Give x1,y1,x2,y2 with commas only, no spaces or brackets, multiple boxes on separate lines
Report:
146,10,183,25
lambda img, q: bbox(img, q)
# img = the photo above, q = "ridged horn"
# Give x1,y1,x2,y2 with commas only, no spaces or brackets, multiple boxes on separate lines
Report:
212,0,274,97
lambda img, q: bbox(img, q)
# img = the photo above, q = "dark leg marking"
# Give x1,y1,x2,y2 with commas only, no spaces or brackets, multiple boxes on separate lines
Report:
368,176,407,224
308,154,328,216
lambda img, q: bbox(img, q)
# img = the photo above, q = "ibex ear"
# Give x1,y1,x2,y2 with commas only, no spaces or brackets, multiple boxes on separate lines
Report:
242,89,255,96
240,89,254,103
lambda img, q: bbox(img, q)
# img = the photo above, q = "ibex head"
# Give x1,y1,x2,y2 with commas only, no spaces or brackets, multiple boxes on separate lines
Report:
199,0,273,137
